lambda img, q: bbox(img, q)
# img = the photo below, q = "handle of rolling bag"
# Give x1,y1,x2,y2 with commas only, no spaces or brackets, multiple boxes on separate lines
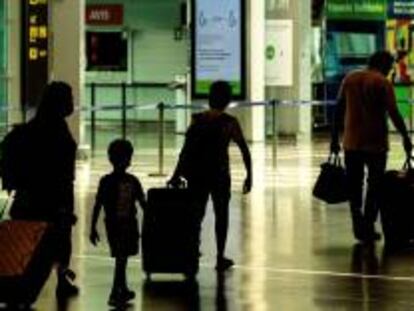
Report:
403,156,414,170
403,156,414,180
166,176,188,189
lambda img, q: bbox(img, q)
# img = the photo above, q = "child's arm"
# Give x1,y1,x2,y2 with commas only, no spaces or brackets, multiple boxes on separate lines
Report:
90,180,104,246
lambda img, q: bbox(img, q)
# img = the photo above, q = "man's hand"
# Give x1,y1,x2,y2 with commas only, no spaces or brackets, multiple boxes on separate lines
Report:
167,175,185,188
243,175,252,194
330,139,341,155
89,228,100,246
403,135,413,157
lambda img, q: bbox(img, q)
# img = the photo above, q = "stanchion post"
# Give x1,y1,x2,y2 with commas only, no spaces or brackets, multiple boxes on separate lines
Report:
91,83,96,154
121,82,127,139
271,99,277,167
149,102,167,177
410,100,413,134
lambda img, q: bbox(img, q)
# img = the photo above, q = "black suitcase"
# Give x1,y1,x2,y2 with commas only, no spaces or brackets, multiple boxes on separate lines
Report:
0,220,54,307
380,166,414,248
142,187,200,279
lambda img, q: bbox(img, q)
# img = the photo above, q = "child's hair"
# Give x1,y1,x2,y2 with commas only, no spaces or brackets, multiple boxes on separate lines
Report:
108,139,134,166
209,80,232,110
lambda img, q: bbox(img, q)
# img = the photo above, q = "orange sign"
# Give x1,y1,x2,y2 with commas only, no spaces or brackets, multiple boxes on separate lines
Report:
86,4,123,25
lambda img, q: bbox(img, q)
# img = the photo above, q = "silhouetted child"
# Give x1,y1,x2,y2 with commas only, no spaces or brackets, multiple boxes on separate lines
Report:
90,139,146,307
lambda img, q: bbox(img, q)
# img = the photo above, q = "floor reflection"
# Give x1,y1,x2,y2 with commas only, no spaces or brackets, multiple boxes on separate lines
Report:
216,273,227,311
5,134,414,310
141,279,200,311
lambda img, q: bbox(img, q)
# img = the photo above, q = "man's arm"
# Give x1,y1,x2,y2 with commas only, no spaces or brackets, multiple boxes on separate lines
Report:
385,82,412,155
233,120,252,194
169,117,196,184
331,83,346,154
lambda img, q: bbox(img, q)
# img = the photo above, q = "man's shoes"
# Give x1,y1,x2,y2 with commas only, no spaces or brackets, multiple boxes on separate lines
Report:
216,257,234,271
108,289,135,307
363,231,382,243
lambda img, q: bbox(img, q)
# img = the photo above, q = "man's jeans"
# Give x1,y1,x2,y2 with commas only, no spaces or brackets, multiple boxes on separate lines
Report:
344,151,387,239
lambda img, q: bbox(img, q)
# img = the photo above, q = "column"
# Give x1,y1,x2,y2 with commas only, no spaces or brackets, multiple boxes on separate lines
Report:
7,1,22,126
49,0,84,144
238,0,266,142
266,0,312,138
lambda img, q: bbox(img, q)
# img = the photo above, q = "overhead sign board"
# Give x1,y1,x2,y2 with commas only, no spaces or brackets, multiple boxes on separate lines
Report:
86,4,124,26
388,0,414,19
326,0,387,20
191,0,246,99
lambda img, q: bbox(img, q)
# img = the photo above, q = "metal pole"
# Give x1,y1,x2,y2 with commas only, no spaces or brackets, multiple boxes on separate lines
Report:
121,82,127,139
149,102,167,177
272,100,277,167
91,83,96,154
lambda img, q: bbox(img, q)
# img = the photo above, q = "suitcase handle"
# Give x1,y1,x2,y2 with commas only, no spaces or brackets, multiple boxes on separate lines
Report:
403,156,414,171
166,176,188,189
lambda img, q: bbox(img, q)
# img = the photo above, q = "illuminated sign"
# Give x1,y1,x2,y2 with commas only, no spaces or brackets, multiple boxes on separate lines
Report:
86,4,123,26
191,0,246,99
22,0,49,107
327,0,387,20
388,0,414,19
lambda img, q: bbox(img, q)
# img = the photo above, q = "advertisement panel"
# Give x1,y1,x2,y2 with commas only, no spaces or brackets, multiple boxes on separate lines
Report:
192,0,246,99
265,20,293,86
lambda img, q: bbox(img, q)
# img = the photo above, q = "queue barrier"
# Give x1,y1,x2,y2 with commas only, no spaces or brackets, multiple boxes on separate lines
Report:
4,95,414,176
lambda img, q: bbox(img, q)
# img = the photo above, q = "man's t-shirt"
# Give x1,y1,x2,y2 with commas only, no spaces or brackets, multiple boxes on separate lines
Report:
178,111,245,181
338,69,397,152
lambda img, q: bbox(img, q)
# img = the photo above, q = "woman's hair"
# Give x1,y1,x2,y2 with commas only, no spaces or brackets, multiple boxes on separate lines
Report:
209,81,232,110
36,81,73,120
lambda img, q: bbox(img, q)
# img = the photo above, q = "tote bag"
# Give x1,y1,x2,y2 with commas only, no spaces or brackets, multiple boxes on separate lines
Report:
313,154,348,204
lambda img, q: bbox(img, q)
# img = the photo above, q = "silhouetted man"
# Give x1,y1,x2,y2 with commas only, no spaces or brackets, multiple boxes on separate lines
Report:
170,81,252,271
331,51,412,242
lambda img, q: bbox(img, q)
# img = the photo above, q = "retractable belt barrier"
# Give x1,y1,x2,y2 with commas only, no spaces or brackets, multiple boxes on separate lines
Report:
4,97,414,175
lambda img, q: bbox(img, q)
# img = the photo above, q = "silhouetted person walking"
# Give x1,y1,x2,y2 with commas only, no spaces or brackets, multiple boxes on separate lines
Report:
90,139,146,307
8,81,79,297
169,80,252,271
331,51,412,242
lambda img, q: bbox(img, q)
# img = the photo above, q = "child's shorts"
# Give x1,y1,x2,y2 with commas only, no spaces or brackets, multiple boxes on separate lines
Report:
105,218,139,257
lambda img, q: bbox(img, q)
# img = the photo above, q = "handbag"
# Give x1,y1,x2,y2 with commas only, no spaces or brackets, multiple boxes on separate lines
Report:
313,153,349,204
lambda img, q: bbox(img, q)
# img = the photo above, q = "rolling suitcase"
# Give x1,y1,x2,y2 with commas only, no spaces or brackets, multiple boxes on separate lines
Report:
142,186,199,279
380,161,414,248
0,220,54,307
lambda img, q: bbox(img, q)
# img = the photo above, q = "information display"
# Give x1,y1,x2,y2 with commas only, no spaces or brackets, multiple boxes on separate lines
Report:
22,0,49,107
192,0,245,99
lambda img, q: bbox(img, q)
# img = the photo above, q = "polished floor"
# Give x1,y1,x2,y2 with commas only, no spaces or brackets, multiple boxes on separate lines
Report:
3,131,414,311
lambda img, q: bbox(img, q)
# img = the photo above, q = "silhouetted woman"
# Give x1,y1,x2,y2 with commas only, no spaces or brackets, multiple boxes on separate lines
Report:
10,81,78,297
